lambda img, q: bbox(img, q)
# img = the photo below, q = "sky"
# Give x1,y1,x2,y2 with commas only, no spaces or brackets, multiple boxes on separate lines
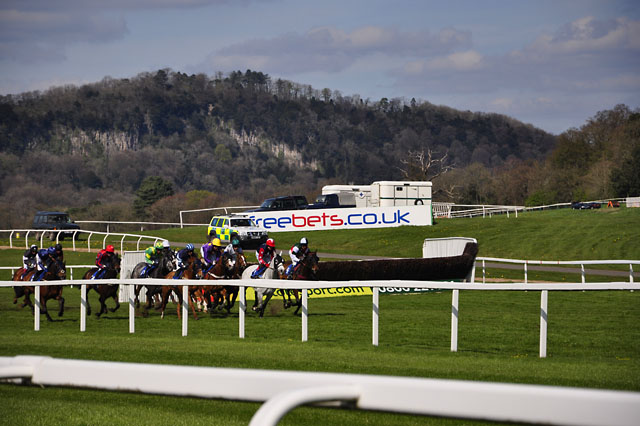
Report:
1,0,638,134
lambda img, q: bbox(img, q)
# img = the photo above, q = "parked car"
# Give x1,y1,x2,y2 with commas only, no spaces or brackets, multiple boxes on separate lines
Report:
571,201,601,210
32,211,80,240
245,195,308,212
207,214,268,248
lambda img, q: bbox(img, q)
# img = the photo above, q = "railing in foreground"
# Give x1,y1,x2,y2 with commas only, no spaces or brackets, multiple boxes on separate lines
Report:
0,229,167,253
3,278,638,359
1,355,638,426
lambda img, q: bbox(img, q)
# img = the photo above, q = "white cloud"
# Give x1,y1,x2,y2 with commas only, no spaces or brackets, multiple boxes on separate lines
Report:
425,50,484,71
203,25,471,74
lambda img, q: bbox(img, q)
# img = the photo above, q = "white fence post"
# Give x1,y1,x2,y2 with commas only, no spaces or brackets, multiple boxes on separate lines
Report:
34,285,41,331
524,263,528,284
540,290,548,358
128,284,135,334
372,287,379,346
80,284,87,332
239,286,245,339
302,289,308,342
182,285,188,337
451,289,459,352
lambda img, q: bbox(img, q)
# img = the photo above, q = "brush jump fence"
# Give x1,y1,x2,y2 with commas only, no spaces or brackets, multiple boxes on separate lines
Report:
1,355,639,426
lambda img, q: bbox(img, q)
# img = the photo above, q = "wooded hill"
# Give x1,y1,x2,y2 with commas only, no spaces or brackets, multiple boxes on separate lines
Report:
0,69,637,227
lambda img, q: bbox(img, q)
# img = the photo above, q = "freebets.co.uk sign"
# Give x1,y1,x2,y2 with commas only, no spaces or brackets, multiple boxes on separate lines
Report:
247,205,432,232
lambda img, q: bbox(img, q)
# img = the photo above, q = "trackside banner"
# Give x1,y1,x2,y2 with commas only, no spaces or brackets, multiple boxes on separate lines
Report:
244,286,439,300
247,205,432,232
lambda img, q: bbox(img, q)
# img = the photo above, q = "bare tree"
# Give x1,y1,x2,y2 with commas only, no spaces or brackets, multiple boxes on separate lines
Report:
398,148,454,181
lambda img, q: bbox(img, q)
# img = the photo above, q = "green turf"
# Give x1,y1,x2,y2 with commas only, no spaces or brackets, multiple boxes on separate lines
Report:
1,206,639,425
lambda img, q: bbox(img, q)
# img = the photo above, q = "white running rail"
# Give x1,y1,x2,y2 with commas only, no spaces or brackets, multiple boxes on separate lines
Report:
2,278,638,359
0,355,638,426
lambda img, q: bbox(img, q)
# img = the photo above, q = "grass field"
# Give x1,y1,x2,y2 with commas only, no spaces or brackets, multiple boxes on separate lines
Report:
1,207,639,425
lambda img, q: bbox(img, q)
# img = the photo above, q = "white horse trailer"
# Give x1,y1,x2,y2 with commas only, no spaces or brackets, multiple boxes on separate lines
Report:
321,184,372,208
370,181,432,207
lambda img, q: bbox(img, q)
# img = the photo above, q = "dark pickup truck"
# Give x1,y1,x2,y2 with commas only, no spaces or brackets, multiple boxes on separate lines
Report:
306,193,356,209
246,195,308,212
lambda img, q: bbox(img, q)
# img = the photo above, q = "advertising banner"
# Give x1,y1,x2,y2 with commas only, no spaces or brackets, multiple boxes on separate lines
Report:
246,205,432,232
244,286,439,300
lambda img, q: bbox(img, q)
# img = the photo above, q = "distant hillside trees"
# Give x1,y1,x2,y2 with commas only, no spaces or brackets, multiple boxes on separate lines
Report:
0,69,636,226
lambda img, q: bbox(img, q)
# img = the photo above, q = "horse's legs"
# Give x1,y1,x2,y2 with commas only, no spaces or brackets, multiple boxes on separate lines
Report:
134,285,141,309
85,286,92,316
58,296,65,317
292,289,302,315
224,286,238,313
110,287,120,313
252,288,259,310
188,288,199,320
260,289,275,318
56,288,65,317
41,297,53,322
159,287,172,319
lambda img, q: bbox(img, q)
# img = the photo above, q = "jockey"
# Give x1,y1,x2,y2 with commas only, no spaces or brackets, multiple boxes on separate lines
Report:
176,243,195,270
201,238,223,269
251,238,275,278
142,241,164,277
287,237,310,277
223,237,243,265
94,245,116,279
33,246,56,281
53,243,64,261
21,244,38,279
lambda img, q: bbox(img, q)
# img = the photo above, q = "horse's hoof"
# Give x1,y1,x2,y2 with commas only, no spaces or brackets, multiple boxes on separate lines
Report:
58,312,63,317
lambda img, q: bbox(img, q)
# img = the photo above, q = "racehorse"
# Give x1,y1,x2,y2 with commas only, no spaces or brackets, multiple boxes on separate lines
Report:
130,253,175,316
280,251,319,315
81,254,121,317
220,252,247,313
12,259,66,322
240,253,286,317
159,254,204,320
201,252,236,314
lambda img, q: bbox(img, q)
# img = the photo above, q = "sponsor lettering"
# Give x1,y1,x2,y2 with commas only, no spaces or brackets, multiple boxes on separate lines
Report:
251,206,428,231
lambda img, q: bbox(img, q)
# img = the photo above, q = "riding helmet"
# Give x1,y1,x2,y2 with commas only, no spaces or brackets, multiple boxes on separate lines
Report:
155,241,164,250
186,243,194,251
162,240,170,248
212,238,222,247
106,245,115,253
300,237,308,245
266,238,275,248
30,244,38,252
231,238,240,246
55,243,63,251
47,247,56,254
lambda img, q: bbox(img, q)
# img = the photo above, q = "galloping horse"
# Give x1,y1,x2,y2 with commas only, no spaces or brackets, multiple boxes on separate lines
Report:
159,254,204,320
12,259,66,322
280,251,320,315
130,254,175,316
81,254,121,317
220,252,247,313
241,253,286,317
201,252,236,314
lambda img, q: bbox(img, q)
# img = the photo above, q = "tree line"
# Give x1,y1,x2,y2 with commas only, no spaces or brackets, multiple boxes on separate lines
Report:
0,69,636,227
